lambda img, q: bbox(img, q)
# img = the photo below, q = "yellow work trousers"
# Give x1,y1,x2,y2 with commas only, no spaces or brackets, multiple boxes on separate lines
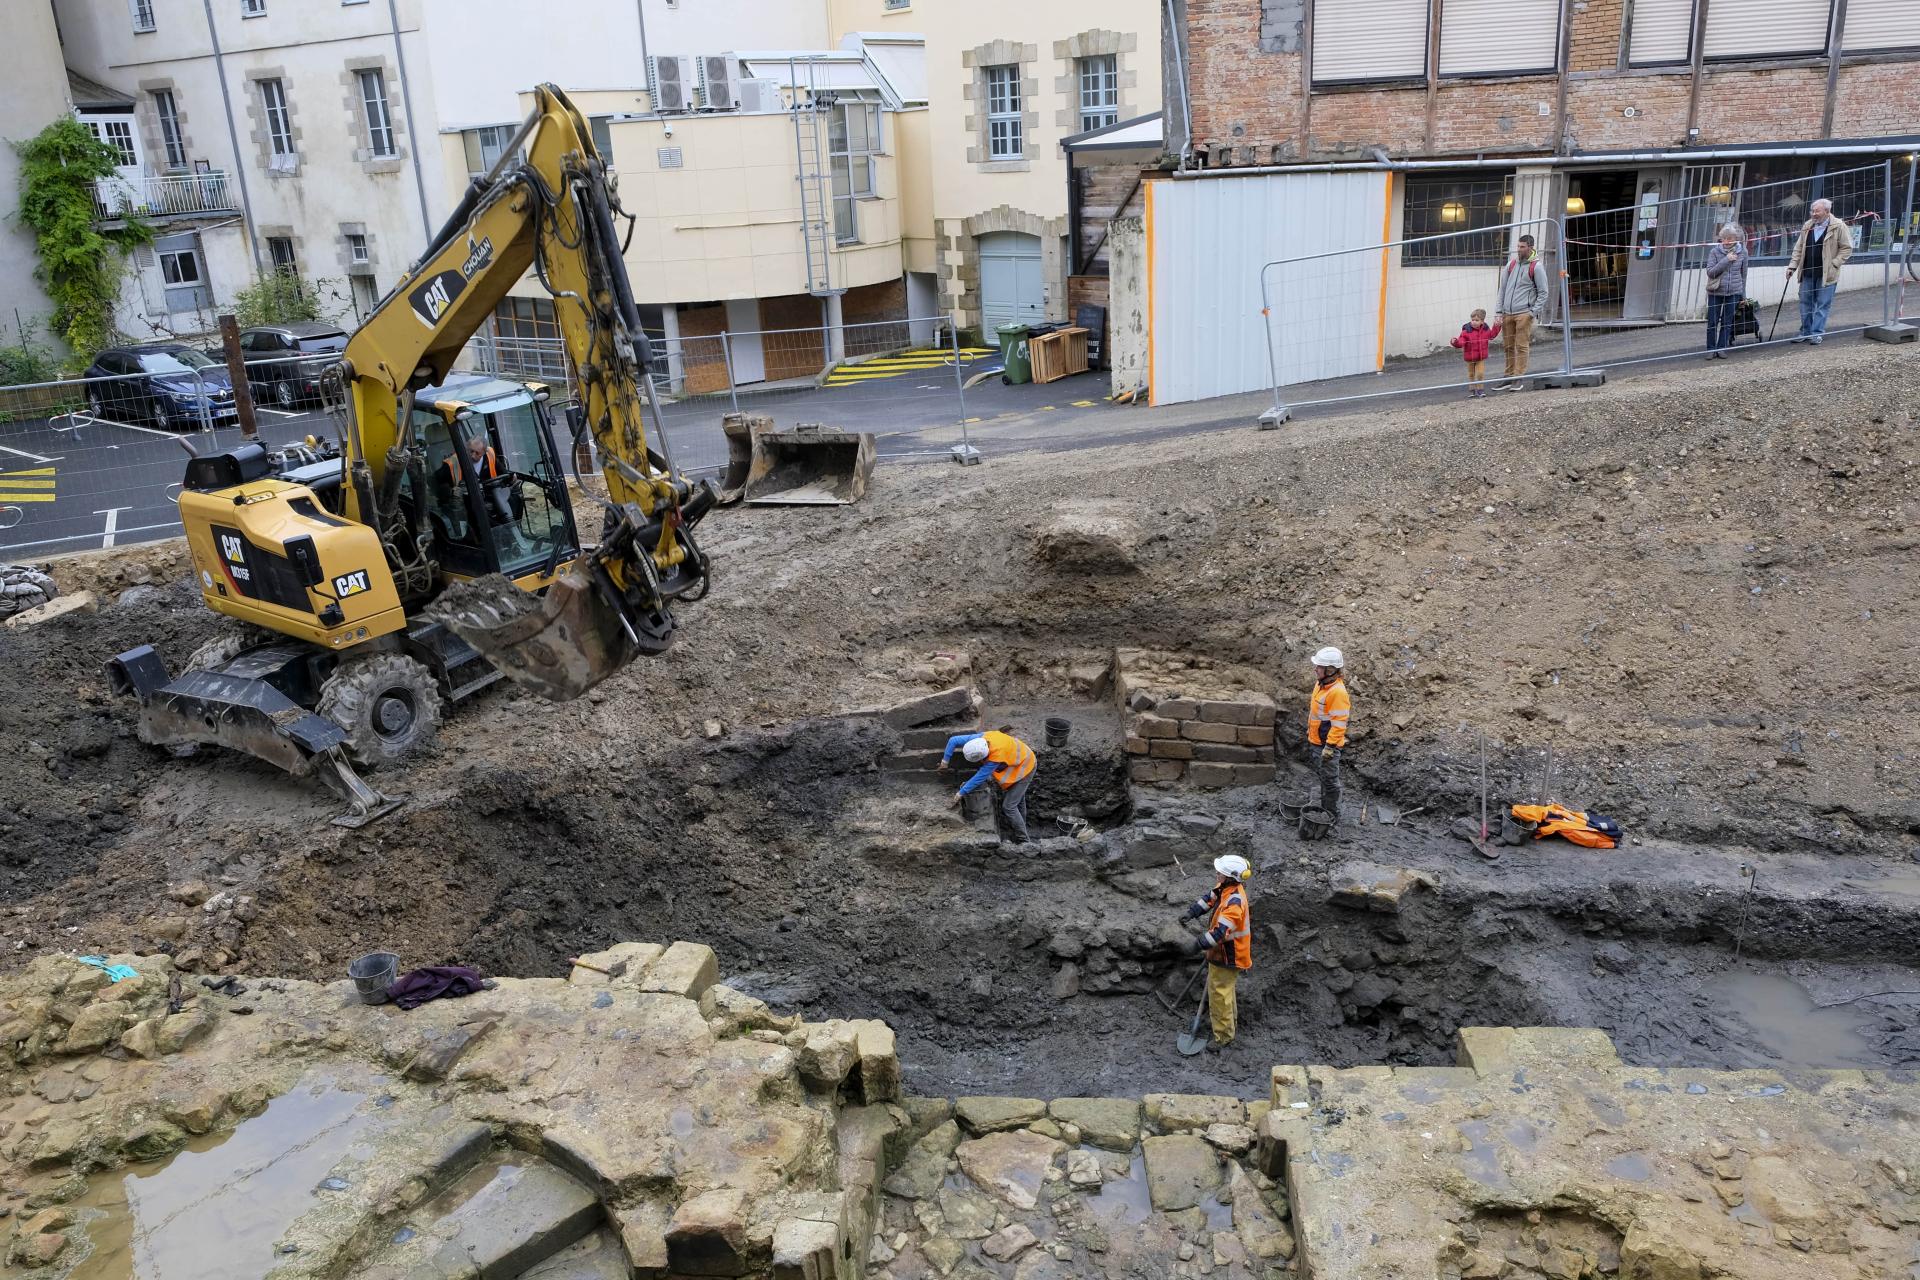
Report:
1207,963,1240,1046
1501,312,1534,378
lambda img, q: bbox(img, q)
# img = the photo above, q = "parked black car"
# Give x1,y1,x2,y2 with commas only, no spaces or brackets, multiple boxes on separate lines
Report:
81,344,238,431
239,322,349,409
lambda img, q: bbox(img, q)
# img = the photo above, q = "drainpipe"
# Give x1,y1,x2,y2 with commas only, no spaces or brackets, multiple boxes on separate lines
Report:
636,0,653,108
386,0,433,242
1163,0,1193,169
201,0,262,272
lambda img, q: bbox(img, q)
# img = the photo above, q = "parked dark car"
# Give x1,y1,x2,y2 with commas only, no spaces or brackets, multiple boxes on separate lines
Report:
239,322,349,409
81,344,238,431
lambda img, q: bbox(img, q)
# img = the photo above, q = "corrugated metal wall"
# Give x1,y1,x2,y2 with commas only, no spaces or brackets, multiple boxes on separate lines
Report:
1148,171,1390,406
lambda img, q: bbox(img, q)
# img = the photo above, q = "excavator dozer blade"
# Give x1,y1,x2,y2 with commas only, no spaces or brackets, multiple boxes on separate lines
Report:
716,415,876,506
104,644,404,828
430,569,662,703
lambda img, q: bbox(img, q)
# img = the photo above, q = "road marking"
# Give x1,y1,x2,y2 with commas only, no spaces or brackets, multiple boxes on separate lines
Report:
961,417,982,424
0,518,184,554
94,506,131,548
0,467,56,505
1039,406,1057,412
256,407,304,418
73,414,179,438
0,444,60,464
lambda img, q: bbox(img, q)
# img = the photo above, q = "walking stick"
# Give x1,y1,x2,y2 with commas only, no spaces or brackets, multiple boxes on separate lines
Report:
1766,268,1794,343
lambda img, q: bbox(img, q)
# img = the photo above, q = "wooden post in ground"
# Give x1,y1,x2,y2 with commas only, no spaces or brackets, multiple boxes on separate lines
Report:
219,314,259,440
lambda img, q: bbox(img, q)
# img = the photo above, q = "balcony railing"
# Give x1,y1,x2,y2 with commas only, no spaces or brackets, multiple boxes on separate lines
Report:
93,171,240,222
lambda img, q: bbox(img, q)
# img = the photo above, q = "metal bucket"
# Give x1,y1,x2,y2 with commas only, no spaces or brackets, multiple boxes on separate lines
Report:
1044,716,1072,748
1276,790,1312,822
961,789,993,820
1500,812,1538,846
1298,808,1335,841
348,951,400,1005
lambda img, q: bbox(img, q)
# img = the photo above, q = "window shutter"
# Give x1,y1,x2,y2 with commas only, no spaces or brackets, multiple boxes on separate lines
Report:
1703,0,1831,59
1313,0,1429,82
1842,0,1915,51
1629,0,1694,63
1439,0,1561,74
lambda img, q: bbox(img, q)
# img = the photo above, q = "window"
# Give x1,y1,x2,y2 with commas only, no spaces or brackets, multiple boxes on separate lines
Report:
884,0,909,8
1314,0,1427,82
1077,55,1118,132
260,78,294,160
159,248,201,286
153,90,187,169
1628,0,1695,65
358,69,395,157
89,120,138,166
242,0,266,15
1439,0,1560,75
129,0,155,32
463,125,513,178
268,236,297,275
1401,171,1515,265
348,233,369,264
590,115,615,165
829,102,880,244
1704,0,1830,59
985,64,1022,160
1844,0,1916,51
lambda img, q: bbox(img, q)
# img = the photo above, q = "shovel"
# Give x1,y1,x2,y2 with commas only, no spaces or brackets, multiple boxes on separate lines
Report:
1154,957,1206,1015
1468,731,1500,860
1176,980,1211,1056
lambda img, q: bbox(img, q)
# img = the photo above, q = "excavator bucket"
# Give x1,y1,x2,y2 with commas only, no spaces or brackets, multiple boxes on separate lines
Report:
105,644,403,828
430,568,660,703
717,414,876,506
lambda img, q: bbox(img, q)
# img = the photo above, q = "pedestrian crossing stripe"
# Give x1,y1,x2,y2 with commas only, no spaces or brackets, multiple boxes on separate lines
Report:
0,466,56,503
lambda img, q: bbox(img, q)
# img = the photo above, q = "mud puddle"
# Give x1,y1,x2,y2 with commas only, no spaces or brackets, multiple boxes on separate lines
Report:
1701,971,1875,1069
64,1076,387,1280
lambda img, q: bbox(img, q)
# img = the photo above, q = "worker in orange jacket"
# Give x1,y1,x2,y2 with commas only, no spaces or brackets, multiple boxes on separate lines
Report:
1305,646,1350,820
939,729,1037,843
1180,855,1253,1049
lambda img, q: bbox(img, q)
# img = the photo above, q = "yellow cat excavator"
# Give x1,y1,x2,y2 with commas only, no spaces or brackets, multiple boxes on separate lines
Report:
107,85,714,824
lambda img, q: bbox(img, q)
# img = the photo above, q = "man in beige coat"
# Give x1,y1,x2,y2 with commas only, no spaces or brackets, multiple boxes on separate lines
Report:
1787,198,1854,344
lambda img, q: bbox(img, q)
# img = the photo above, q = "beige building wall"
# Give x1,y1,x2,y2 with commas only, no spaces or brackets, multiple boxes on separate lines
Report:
0,3,77,335
895,108,935,276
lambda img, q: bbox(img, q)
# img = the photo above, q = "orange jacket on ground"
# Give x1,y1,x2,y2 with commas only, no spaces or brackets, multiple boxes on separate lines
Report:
1510,802,1618,849
1309,677,1350,748
1198,882,1252,970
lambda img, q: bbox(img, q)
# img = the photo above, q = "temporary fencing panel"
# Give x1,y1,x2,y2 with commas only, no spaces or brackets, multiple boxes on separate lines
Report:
1148,170,1390,405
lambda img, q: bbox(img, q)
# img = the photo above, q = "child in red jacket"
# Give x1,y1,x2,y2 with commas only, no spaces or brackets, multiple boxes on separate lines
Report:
1450,309,1502,398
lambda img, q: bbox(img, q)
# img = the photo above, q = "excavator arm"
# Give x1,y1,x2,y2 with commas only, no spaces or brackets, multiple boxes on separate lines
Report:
337,84,713,699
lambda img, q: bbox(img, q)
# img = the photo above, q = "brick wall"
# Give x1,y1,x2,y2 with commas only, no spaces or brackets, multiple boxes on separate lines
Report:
1832,62,1920,138
1695,67,1827,144
1430,80,1559,154
1185,0,1304,164
1567,0,1623,73
1563,76,1692,151
1310,89,1426,158
758,293,827,383
675,304,730,396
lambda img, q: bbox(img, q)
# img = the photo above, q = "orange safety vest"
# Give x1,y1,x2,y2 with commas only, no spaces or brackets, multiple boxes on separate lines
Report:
1510,803,1618,850
1308,677,1350,747
1206,884,1252,971
979,730,1036,790
448,446,498,485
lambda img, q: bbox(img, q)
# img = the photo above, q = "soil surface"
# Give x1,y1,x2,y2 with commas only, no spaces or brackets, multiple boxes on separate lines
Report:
3,342,1918,1097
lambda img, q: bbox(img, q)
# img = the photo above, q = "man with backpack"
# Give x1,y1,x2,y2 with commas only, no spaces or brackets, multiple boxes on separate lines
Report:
1495,234,1549,390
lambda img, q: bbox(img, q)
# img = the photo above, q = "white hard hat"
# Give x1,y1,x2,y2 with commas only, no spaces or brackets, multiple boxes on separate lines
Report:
1213,854,1251,881
1312,646,1344,669
962,737,989,763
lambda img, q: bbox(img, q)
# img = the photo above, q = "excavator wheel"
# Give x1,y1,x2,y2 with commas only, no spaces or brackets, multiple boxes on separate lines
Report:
184,624,273,673
317,652,444,768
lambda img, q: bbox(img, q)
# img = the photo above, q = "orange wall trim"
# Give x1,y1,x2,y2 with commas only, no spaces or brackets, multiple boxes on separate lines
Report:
1375,171,1394,373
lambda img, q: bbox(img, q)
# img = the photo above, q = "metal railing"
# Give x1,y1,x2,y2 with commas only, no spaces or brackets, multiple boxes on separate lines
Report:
93,170,239,221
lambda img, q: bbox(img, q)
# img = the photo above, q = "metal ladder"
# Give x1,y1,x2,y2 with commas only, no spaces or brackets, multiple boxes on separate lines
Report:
789,56,835,297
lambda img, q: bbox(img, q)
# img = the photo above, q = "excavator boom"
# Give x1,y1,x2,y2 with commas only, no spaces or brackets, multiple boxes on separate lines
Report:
340,84,711,698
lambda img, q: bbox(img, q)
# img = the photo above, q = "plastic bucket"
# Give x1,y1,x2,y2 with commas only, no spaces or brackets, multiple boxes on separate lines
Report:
1276,790,1312,822
1044,716,1072,748
349,951,400,1005
961,790,993,820
1500,813,1538,846
1298,809,1335,841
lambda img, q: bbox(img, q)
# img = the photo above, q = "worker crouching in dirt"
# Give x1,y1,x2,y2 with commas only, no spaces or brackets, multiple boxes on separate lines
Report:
940,730,1037,844
1305,646,1351,820
1182,855,1253,1050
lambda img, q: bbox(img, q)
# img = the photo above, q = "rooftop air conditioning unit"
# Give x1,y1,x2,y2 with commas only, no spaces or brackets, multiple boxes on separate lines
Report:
698,54,740,111
738,78,785,114
649,55,697,114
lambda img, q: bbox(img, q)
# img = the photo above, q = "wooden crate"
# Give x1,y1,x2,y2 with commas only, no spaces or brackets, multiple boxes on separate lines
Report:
1029,327,1089,385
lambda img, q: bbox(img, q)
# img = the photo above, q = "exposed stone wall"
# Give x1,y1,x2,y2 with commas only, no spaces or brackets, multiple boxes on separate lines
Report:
1117,652,1277,789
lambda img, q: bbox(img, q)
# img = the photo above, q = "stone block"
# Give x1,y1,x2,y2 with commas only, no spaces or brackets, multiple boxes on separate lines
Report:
1198,695,1274,725
3,591,97,630
793,1021,859,1092
1454,1026,1622,1074
954,1130,1063,1210
1129,760,1182,783
1144,1094,1246,1132
955,1096,1047,1134
1123,735,1149,755
1185,763,1238,788
667,1187,765,1277
1148,739,1195,760
1179,720,1240,744
1191,743,1258,763
874,686,974,729
1328,862,1436,914
851,1019,899,1104
1141,1134,1223,1211
883,1119,960,1200
59,1002,126,1054
701,985,797,1038
638,941,717,1000
523,1229,631,1280
429,1162,600,1279
1157,698,1201,720
1047,1098,1141,1151
772,1215,843,1280
614,1201,673,1279
154,1009,215,1055
1134,715,1179,739
1237,725,1276,747
1252,1109,1309,1181
403,1019,495,1082
981,1222,1038,1262
1233,765,1277,785
570,942,664,986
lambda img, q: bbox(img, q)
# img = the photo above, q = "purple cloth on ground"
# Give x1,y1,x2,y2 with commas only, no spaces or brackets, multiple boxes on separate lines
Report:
386,964,488,1010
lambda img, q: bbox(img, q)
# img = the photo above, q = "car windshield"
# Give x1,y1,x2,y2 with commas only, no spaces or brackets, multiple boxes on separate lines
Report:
136,349,219,374
295,336,347,353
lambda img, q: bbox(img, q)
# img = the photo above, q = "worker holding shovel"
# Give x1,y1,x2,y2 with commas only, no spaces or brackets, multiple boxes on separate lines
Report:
1180,855,1253,1051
